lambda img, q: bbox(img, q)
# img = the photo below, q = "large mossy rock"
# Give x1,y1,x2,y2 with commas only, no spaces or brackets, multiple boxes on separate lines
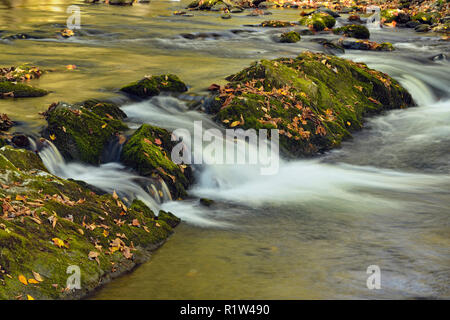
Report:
412,12,440,25
299,12,336,31
43,100,128,164
121,124,193,199
209,52,413,157
120,74,188,99
0,146,179,300
0,81,48,98
333,24,370,39
0,64,47,98
280,31,301,43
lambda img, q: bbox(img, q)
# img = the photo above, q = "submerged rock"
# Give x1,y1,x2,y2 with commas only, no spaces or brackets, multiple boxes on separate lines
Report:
340,39,394,51
415,24,431,32
279,31,301,43
0,64,47,98
208,52,413,157
0,65,43,82
0,114,13,131
0,81,48,98
120,124,193,199
333,24,370,39
42,100,128,164
120,74,188,98
260,20,296,28
0,146,178,300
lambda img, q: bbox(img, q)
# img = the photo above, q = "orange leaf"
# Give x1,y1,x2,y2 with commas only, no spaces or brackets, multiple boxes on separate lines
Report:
18,275,28,285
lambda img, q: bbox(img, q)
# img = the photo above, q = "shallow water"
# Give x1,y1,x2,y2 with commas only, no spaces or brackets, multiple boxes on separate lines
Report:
1,0,449,299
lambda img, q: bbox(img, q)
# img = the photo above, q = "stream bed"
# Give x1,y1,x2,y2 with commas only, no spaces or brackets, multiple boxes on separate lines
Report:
1,0,449,299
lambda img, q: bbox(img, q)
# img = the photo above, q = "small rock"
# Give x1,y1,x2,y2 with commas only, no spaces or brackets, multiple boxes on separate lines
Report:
415,24,431,32
200,198,215,207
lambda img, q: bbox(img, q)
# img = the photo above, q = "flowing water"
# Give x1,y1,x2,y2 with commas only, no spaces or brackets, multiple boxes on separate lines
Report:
1,0,449,299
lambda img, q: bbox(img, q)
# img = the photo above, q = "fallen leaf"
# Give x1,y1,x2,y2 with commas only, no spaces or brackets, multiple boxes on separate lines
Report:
230,120,240,128
32,271,44,282
52,237,66,248
18,275,28,285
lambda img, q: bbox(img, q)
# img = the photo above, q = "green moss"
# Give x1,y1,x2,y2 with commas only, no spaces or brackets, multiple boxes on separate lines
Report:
130,199,156,219
280,31,301,43
0,147,177,300
157,210,181,228
299,13,336,30
0,81,48,98
187,0,222,10
381,9,398,23
43,101,128,164
412,12,440,25
377,42,395,51
121,124,192,199
121,74,187,98
0,146,48,172
212,52,413,157
261,20,296,28
333,24,370,39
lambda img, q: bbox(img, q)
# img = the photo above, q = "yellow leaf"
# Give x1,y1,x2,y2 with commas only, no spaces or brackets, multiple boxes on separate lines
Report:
15,195,26,201
52,237,65,248
110,246,119,253
102,230,109,237
112,190,118,200
32,271,44,282
28,279,39,284
18,275,28,285
49,134,56,141
101,123,107,129
230,120,240,128
27,295,35,300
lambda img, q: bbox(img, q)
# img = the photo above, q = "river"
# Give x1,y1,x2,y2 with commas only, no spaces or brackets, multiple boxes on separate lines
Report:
1,0,449,299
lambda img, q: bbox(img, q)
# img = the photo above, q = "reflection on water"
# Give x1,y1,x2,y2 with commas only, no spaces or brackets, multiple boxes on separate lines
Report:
1,0,449,300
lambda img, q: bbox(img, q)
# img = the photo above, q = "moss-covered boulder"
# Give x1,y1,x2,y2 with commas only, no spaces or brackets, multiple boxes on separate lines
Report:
0,146,179,300
187,0,225,10
121,124,193,199
280,31,301,43
412,12,440,25
261,20,296,28
42,100,128,164
0,64,47,98
120,74,188,99
333,24,370,39
0,82,48,98
209,52,413,157
299,12,336,30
